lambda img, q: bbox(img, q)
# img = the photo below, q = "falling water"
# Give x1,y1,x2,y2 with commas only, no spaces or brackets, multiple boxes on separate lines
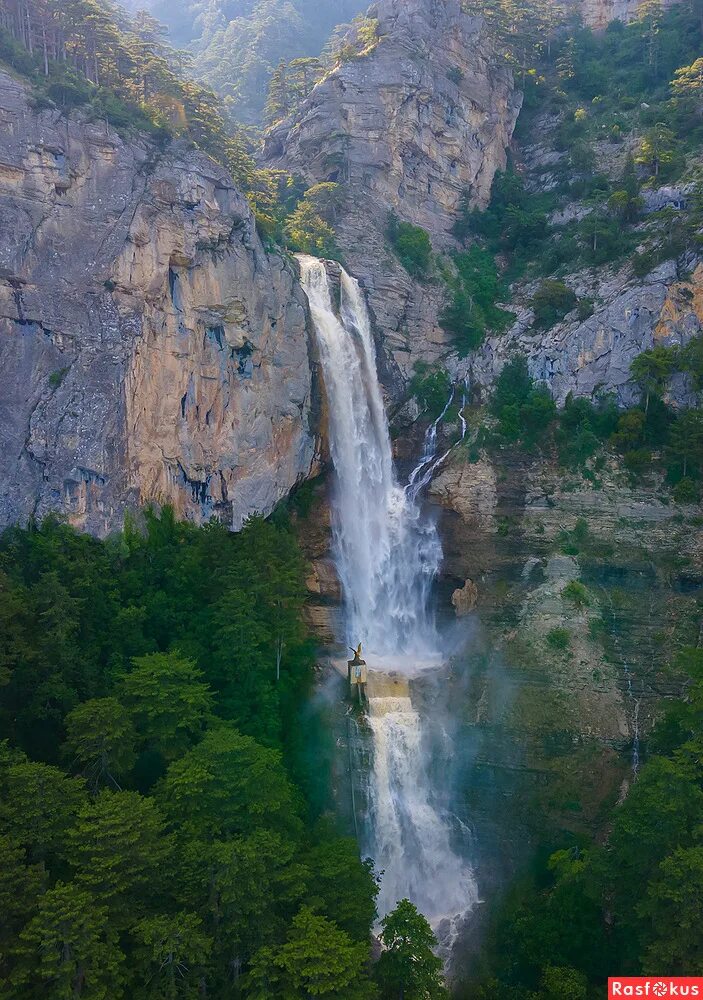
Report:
298,255,477,947
299,255,441,655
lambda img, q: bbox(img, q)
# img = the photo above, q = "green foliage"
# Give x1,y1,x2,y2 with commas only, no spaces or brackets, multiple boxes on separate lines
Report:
668,409,703,479
562,581,591,609
555,393,619,469
284,200,337,257
630,346,676,411
546,627,571,651
68,790,172,919
635,124,680,181
387,213,433,278
303,833,379,940
120,653,213,762
331,15,381,65
376,899,448,999
638,846,703,974
158,724,302,840
469,651,703,994
456,169,550,272
440,246,515,354
63,698,137,791
132,911,212,999
489,355,556,447
541,966,588,1000
673,477,700,504
49,368,69,389
0,513,381,997
14,881,125,999
532,280,577,329
265,56,324,126
408,364,452,419
247,905,374,998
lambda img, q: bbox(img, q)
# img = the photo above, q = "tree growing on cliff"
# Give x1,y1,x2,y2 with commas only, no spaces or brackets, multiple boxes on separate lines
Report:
635,124,678,180
672,57,703,111
284,201,337,257
387,214,433,279
668,409,703,478
630,347,675,414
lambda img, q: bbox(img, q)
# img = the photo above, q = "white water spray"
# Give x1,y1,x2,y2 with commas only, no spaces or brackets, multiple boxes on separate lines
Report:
299,255,477,946
300,256,441,655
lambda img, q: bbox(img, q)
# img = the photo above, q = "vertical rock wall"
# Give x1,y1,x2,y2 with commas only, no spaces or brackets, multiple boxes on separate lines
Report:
0,70,318,534
265,0,522,382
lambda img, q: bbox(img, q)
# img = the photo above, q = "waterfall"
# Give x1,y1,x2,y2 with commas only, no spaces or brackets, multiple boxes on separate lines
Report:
299,255,477,947
299,255,441,656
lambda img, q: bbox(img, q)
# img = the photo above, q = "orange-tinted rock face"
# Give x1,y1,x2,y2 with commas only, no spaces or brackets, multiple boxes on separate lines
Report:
578,0,678,29
0,70,319,534
655,263,703,341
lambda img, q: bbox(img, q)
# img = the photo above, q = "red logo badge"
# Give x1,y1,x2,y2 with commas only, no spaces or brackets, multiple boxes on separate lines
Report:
609,979,703,998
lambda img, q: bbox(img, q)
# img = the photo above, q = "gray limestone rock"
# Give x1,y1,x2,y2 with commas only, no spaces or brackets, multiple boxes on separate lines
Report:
264,0,521,385
0,70,318,535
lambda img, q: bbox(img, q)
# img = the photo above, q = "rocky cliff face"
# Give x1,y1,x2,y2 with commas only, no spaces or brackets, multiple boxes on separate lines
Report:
0,70,318,535
265,0,521,383
426,442,701,873
473,260,703,407
575,0,678,30
465,109,703,407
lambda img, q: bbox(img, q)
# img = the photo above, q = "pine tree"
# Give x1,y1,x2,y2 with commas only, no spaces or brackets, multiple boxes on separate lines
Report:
14,881,126,999
63,697,137,791
375,898,448,999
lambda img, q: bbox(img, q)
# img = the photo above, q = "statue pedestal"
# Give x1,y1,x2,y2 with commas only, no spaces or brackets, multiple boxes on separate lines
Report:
348,659,368,704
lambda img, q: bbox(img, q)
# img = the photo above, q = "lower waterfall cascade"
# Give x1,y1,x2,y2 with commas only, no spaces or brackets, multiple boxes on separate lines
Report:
298,255,478,952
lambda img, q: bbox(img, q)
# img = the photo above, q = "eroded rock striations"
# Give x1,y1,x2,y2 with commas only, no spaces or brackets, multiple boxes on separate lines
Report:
0,70,318,535
473,261,703,408
265,0,521,382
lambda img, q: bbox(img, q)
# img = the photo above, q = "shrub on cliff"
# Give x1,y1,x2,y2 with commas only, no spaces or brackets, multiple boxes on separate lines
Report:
409,364,451,419
490,355,556,447
440,246,515,356
284,201,337,257
387,213,433,278
532,280,577,329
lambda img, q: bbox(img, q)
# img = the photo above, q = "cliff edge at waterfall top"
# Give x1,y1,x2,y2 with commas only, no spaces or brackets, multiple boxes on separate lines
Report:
2,0,703,996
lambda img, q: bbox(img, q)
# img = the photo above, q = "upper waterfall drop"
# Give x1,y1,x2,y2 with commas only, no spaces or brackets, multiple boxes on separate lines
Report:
298,255,477,950
298,255,442,658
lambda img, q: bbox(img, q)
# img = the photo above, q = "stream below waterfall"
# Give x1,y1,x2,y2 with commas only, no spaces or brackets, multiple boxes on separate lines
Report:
298,256,478,956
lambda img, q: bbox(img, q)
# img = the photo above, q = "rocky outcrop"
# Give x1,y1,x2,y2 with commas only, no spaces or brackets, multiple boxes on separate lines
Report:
420,443,702,895
575,0,678,30
473,260,703,407
265,0,521,383
451,578,478,615
267,0,519,233
463,103,703,407
0,70,318,534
